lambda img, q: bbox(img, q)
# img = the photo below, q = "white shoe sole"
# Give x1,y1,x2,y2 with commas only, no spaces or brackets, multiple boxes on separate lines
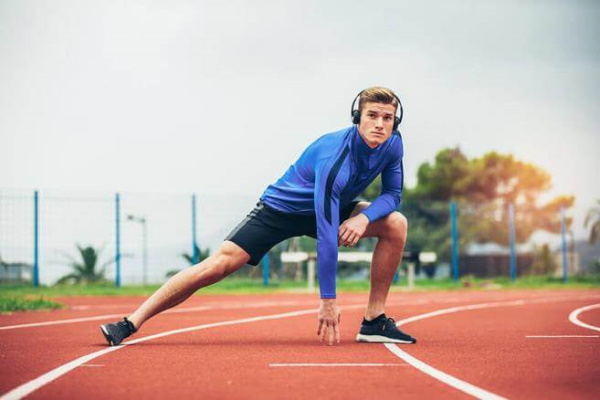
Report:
355,333,415,344
100,325,116,346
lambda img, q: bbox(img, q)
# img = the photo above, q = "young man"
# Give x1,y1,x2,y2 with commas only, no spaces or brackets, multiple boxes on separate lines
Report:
100,86,417,347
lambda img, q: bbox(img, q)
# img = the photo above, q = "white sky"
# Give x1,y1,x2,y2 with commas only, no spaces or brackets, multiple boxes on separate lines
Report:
1,0,599,238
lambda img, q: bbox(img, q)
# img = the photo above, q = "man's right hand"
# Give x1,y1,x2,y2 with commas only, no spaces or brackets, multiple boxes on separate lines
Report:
316,299,341,345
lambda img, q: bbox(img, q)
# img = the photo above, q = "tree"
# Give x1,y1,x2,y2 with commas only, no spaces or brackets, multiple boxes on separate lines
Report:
585,200,600,244
362,147,575,259
56,244,113,284
180,244,210,265
165,244,211,278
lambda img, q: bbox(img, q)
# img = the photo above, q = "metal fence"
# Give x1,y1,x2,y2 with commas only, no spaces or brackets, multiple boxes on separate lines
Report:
0,190,252,286
401,200,581,281
0,189,591,287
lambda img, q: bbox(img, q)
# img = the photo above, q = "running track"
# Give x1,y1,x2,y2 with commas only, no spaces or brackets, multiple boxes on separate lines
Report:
1,290,599,399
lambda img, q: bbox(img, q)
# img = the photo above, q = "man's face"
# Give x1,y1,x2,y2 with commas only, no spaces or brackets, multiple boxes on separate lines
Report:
357,102,396,149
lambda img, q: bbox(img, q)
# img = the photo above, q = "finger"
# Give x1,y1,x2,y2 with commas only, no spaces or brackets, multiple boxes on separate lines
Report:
344,234,356,247
329,322,335,345
321,322,328,342
317,319,323,336
334,321,340,344
345,234,354,247
344,231,356,246
339,231,349,246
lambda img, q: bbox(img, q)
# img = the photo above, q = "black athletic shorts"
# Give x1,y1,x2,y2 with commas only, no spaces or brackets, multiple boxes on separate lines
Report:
225,200,361,265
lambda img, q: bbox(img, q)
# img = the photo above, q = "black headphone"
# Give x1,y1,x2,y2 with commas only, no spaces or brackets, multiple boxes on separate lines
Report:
351,89,403,131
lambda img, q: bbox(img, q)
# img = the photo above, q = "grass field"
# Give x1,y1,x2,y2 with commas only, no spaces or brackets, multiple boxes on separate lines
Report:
0,295,62,314
1,275,599,314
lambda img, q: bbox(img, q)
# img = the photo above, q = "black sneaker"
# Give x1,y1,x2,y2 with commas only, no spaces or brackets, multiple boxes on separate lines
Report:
100,317,137,346
356,314,417,344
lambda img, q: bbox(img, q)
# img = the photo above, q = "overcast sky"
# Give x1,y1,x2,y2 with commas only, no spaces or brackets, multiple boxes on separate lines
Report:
1,0,599,238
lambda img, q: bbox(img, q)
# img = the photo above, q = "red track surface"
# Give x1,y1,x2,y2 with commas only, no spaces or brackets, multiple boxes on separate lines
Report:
1,290,599,399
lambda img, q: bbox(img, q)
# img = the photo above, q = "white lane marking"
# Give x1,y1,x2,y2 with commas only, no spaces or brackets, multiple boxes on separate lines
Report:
3,294,598,398
0,303,367,400
0,346,123,400
384,344,507,400
0,313,139,331
71,305,137,310
0,301,308,331
384,299,536,400
383,295,600,399
396,300,527,326
526,335,599,338
0,297,441,331
568,303,600,332
269,363,407,367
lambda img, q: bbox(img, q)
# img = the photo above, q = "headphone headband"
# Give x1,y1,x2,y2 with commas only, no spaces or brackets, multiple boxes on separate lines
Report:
350,89,403,130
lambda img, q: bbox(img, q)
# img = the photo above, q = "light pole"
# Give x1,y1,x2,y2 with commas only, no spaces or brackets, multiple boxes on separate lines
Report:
127,214,148,286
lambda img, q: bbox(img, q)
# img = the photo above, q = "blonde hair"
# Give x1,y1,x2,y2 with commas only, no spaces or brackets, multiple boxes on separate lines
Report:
358,86,399,114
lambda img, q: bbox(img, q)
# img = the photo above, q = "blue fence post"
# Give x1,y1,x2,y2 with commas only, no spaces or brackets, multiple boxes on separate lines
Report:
115,193,121,288
33,190,40,288
192,194,199,265
561,206,568,283
508,204,517,281
450,201,459,282
263,253,270,286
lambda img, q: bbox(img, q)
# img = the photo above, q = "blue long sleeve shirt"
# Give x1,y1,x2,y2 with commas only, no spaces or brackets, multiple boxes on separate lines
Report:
260,125,404,299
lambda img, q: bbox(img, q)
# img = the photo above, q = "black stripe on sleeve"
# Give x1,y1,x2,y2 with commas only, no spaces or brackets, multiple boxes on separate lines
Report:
324,146,350,224
400,160,404,194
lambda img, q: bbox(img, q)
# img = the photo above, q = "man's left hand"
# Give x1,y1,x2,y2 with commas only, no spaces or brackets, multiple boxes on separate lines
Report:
338,213,369,247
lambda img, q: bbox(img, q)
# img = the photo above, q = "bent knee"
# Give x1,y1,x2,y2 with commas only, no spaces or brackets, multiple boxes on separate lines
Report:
382,212,408,240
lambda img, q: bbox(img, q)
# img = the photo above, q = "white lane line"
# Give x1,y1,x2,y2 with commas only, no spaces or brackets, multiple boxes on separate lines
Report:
269,363,407,367
568,303,600,332
0,303,367,400
0,313,140,331
0,297,441,331
0,301,308,331
385,344,507,400
384,299,535,400
526,335,599,338
71,304,137,310
383,295,600,399
3,294,597,398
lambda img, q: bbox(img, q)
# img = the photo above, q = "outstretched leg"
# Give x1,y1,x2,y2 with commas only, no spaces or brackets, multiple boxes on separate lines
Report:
101,241,250,345
128,241,250,329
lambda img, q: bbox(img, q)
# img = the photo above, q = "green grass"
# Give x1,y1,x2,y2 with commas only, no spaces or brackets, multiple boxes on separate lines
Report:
1,275,598,314
0,295,63,314
1,274,598,313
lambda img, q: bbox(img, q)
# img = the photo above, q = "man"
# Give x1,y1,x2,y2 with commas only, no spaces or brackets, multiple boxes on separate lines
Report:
100,86,417,347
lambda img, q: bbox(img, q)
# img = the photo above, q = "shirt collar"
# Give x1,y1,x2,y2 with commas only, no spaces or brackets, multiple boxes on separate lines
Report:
352,125,379,156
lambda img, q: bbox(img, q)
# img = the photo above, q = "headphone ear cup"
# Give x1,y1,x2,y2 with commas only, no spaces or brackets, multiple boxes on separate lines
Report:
352,110,361,125
393,116,400,131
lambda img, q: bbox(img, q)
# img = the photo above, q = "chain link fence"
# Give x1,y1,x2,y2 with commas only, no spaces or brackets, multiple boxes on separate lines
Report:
1,190,596,287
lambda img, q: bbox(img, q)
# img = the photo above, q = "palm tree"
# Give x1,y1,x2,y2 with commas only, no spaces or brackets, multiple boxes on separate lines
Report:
165,245,211,278
181,244,210,265
56,244,113,284
585,200,600,244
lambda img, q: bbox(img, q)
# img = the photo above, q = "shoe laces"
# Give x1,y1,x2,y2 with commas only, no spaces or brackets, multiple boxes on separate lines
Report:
383,317,396,331
117,317,137,333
